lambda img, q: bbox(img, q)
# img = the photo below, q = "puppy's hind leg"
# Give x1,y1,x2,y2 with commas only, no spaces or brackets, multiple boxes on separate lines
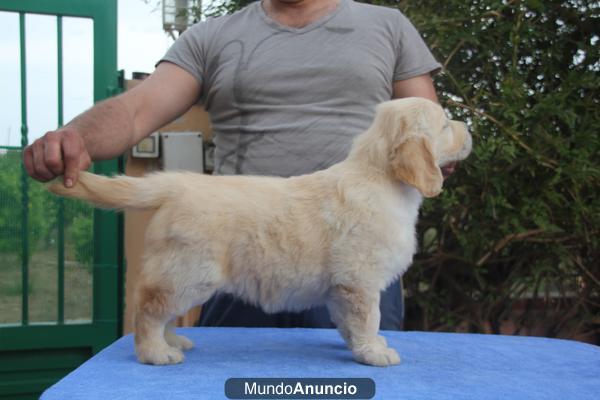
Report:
327,285,400,367
162,267,223,353
164,320,194,351
134,283,184,365
134,249,223,365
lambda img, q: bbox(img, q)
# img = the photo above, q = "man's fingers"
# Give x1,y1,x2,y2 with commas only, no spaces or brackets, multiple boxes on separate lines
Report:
22,130,90,185
61,133,85,187
441,162,458,179
78,151,91,171
44,133,65,176
31,140,55,181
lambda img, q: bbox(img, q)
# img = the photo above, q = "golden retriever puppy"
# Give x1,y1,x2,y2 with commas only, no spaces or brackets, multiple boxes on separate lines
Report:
48,97,472,367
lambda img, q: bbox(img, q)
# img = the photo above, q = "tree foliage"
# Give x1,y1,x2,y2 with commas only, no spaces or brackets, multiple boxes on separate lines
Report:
198,0,599,341
0,150,93,265
0,150,55,254
396,0,599,341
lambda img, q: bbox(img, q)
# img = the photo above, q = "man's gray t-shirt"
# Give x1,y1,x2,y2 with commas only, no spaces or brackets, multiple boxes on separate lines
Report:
159,0,441,177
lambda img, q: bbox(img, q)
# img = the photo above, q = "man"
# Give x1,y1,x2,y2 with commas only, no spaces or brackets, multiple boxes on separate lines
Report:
24,0,447,330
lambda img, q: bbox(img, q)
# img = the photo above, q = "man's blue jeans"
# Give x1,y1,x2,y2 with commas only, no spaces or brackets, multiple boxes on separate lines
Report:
198,279,404,330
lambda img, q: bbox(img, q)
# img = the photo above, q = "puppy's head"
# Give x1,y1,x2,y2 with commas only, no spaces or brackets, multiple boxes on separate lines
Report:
369,98,472,197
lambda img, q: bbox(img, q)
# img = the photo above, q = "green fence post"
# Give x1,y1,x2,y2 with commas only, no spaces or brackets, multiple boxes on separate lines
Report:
57,15,66,324
19,12,30,326
90,0,123,349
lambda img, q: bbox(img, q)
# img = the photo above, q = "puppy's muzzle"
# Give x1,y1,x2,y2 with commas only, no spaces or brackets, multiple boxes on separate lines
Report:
453,121,472,161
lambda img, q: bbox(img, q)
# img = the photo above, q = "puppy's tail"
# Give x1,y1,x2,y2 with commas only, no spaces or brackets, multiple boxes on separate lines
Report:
47,171,171,210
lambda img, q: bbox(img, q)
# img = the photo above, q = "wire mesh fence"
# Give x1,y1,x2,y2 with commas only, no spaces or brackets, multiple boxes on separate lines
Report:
0,147,94,325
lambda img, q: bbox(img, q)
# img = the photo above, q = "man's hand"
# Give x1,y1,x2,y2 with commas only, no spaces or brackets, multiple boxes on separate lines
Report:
23,129,91,187
441,162,458,179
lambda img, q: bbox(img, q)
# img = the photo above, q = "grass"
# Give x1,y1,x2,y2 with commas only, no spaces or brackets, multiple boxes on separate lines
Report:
0,248,92,324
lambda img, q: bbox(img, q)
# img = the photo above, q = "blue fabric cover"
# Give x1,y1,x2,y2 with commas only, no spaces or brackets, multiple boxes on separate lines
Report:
42,327,600,400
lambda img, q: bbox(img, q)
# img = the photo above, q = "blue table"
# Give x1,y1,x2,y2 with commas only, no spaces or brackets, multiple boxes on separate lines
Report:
42,327,600,399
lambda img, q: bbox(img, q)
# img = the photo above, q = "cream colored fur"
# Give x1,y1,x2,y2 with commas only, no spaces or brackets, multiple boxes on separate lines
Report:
48,98,472,367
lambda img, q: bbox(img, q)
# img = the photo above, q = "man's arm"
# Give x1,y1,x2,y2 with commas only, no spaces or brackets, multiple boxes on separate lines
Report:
23,62,201,187
392,73,438,102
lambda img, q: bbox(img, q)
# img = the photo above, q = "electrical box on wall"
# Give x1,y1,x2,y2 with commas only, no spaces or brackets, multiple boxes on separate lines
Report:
160,131,204,173
132,132,160,158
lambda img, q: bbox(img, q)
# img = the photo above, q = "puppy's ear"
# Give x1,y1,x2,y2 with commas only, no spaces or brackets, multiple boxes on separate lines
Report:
391,137,443,198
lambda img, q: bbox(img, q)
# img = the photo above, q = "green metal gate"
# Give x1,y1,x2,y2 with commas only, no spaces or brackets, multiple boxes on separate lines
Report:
0,1,123,399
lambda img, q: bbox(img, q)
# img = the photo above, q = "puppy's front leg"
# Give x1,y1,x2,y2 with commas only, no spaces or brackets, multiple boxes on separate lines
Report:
327,285,400,367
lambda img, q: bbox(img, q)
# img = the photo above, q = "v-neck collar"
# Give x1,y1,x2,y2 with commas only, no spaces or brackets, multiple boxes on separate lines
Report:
257,0,348,34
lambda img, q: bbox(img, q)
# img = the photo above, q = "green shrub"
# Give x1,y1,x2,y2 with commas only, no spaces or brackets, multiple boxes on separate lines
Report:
70,214,94,266
0,150,94,266
0,151,22,253
0,150,57,253
396,0,598,339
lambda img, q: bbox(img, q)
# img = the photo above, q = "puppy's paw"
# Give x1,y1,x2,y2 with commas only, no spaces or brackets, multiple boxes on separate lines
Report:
136,344,185,365
354,345,401,367
374,335,388,348
165,332,194,351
